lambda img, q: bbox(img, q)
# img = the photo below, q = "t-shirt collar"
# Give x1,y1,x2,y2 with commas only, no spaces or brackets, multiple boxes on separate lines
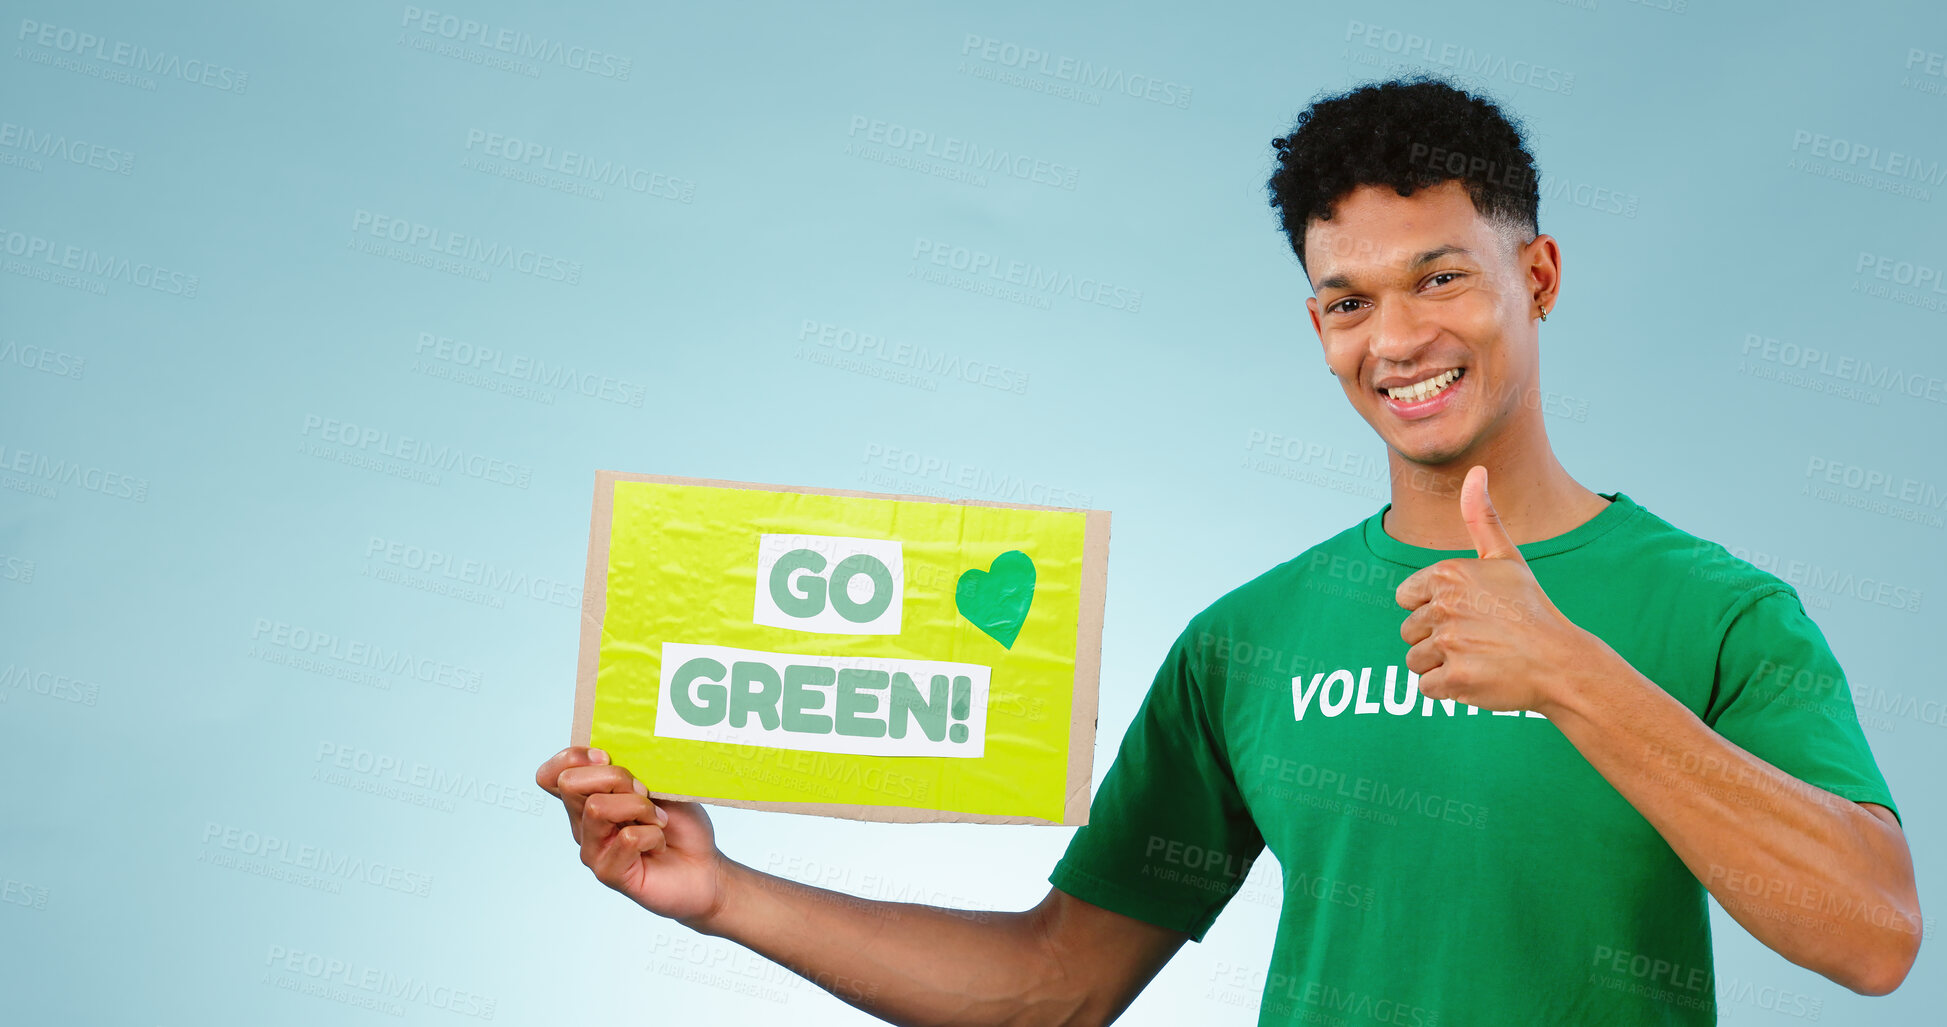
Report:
1361,491,1638,569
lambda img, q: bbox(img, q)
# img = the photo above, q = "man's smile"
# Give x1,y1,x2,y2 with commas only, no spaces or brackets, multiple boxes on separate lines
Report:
1378,367,1467,419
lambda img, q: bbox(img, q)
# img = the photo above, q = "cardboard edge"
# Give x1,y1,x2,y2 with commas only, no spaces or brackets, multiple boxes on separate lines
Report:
645,792,1066,827
1064,508,1110,825
570,469,618,748
600,470,1088,513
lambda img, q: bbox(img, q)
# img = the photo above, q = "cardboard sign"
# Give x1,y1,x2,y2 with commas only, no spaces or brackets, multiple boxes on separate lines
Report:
571,472,1110,825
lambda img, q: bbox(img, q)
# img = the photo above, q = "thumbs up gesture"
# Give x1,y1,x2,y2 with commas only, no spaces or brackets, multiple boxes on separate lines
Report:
1394,465,1601,714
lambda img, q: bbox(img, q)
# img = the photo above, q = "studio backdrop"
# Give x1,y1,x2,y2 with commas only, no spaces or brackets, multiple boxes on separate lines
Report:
3,1,1942,1023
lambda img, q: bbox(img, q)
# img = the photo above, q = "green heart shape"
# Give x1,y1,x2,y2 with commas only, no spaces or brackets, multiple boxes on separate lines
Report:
956,550,1035,649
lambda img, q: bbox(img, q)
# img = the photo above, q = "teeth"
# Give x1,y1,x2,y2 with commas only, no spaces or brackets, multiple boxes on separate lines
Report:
1384,368,1461,402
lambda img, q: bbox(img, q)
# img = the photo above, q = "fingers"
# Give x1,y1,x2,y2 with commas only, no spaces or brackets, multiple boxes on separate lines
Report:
1460,465,1522,562
542,748,642,845
1399,604,1435,648
585,823,668,887
559,764,647,803
580,791,665,881
1396,565,1438,610
535,745,608,797
1403,625,1445,676
619,823,669,854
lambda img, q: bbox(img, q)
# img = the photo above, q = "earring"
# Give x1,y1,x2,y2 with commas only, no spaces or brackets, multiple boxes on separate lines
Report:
1539,306,1549,322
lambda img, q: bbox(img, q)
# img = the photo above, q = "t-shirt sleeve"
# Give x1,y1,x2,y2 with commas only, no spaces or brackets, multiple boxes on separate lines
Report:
1048,620,1266,941
1703,584,1901,826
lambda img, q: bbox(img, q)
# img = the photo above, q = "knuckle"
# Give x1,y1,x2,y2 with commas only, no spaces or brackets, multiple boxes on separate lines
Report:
623,824,665,851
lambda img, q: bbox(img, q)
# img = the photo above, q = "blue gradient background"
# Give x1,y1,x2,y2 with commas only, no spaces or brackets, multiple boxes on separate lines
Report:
3,1,1943,1023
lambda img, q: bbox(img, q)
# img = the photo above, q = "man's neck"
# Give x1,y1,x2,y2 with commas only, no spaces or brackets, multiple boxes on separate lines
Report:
1380,444,1608,552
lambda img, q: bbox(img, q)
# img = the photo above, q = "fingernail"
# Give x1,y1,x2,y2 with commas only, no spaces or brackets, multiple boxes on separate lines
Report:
632,779,647,797
654,804,668,826
588,748,609,765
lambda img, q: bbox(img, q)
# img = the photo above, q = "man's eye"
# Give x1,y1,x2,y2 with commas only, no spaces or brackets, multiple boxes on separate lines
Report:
1427,271,1463,288
1328,299,1362,314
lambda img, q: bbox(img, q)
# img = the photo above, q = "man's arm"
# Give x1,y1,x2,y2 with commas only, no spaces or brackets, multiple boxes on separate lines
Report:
698,861,1188,1026
539,746,1189,1026
1397,466,1922,995
1537,666,1920,995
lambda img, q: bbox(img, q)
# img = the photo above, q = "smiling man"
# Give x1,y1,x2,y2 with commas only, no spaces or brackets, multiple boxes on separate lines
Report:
1044,73,1922,1024
537,74,1919,1026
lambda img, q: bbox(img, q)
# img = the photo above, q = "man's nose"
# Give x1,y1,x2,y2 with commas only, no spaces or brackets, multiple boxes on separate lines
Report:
1367,298,1440,365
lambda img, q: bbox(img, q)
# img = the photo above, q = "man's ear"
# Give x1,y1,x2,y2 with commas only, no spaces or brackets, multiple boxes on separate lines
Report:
1519,229,1561,313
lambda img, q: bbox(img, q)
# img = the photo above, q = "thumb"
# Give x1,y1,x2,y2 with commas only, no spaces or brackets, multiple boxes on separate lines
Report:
1461,465,1523,562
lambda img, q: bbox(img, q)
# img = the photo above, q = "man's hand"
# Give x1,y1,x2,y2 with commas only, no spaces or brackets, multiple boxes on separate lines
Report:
536,746,725,927
1394,465,1616,713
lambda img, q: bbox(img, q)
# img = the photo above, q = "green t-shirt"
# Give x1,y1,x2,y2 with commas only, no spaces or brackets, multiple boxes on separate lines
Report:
1050,492,1899,1026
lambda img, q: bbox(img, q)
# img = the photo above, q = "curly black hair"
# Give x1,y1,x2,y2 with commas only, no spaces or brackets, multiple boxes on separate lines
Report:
1267,73,1540,278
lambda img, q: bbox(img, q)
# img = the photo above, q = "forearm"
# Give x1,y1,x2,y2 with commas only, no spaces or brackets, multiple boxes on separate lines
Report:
685,858,1092,1026
1540,645,1921,993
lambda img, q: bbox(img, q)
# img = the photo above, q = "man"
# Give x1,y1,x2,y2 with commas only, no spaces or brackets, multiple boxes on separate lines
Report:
538,75,1920,1025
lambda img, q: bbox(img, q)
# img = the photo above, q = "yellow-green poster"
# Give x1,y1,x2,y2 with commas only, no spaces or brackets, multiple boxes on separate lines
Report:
572,472,1110,825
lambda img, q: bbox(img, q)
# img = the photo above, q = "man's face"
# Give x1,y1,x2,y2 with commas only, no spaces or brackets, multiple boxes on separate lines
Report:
1303,179,1552,469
